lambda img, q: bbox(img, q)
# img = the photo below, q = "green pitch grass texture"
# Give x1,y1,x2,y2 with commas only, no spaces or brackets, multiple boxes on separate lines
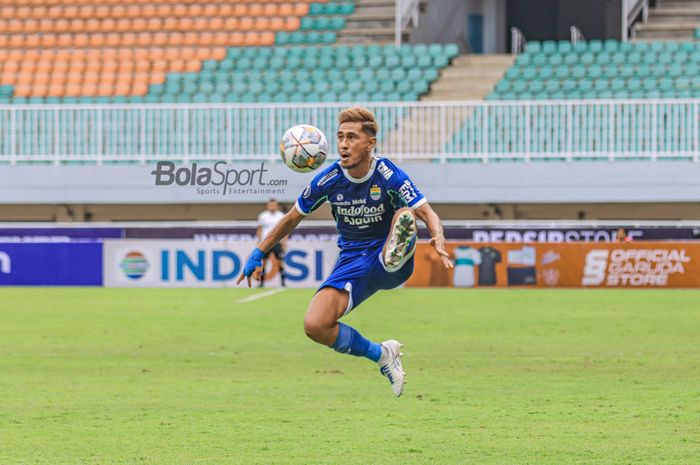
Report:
1,288,698,465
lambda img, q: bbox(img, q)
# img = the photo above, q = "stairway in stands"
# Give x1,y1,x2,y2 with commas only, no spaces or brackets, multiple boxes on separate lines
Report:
633,0,700,40
422,54,515,100
338,0,415,44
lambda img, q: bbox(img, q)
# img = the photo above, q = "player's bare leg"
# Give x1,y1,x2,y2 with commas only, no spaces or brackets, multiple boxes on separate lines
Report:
303,287,405,396
303,287,348,346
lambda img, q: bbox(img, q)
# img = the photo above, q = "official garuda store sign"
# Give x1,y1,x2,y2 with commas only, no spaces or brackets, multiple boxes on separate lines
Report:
406,242,700,288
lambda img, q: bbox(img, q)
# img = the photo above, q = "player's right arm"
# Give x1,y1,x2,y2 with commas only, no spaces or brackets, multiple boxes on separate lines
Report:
237,209,304,287
237,169,333,287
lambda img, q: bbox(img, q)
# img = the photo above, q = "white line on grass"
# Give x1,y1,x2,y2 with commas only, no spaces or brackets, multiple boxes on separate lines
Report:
235,288,285,304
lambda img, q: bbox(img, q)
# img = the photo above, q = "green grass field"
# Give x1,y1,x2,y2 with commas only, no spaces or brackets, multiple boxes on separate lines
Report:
0,288,698,465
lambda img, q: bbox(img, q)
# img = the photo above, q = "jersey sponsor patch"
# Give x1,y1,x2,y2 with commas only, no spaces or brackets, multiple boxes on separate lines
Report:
317,168,339,187
377,161,394,180
398,179,418,203
302,185,311,198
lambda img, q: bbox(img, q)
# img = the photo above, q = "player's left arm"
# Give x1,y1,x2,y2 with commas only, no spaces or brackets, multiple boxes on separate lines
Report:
387,159,453,270
414,202,453,270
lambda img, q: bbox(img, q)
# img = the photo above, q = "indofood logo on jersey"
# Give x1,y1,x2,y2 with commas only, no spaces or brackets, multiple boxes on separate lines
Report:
120,251,150,280
582,248,691,286
370,185,381,201
337,203,386,226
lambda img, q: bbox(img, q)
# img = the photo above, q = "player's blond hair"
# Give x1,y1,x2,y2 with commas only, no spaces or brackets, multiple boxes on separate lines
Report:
338,106,378,137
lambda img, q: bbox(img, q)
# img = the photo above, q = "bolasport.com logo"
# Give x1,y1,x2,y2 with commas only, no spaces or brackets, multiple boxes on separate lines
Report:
151,161,288,197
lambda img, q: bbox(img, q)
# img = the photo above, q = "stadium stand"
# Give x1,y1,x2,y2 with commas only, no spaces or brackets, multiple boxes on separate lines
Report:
633,0,700,40
440,38,700,159
488,39,700,101
0,0,456,104
147,44,456,104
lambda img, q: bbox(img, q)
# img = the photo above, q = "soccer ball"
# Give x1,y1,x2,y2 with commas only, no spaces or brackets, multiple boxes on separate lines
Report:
280,124,328,173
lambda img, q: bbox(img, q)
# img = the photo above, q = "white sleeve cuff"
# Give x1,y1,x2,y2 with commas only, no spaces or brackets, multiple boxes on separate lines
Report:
294,200,309,216
410,197,428,209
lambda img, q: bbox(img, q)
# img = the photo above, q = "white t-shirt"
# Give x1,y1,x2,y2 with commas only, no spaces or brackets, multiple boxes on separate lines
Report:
453,246,481,288
257,210,285,240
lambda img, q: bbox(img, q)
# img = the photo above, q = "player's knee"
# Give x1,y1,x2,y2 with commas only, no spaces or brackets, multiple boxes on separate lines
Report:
303,316,329,343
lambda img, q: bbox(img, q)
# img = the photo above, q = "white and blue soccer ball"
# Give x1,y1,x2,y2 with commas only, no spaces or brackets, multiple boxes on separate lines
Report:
280,124,328,173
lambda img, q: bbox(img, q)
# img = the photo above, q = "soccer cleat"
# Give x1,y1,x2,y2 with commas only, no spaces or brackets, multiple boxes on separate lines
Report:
378,340,405,397
383,210,417,270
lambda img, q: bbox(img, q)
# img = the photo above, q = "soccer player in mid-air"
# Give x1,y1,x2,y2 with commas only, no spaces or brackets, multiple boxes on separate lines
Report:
237,106,452,396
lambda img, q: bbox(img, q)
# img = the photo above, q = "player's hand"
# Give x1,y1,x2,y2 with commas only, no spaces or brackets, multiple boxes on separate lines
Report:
236,248,265,287
430,235,453,269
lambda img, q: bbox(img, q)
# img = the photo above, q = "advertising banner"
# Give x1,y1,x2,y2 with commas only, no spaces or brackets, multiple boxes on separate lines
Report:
103,240,339,288
407,242,700,288
0,227,122,242
0,242,103,285
124,225,700,242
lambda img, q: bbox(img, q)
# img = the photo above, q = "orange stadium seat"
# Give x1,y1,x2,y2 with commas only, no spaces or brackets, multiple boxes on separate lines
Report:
254,17,270,32
156,5,172,16
278,4,294,16
83,71,99,85
111,5,126,18
102,60,118,73
0,0,346,100
96,83,113,96
94,6,109,19
150,71,166,84
208,17,224,31
78,5,94,19
249,4,264,16
294,4,310,16
47,83,64,97
233,4,248,16
16,6,32,19
14,84,32,97
151,59,168,73
219,4,233,16
33,72,51,85
64,6,79,19
210,31,226,46
125,5,140,18
131,83,148,97
202,4,217,16
143,5,158,18
113,82,130,96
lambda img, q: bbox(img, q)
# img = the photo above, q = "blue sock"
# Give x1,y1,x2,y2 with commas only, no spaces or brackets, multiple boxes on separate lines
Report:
331,322,383,362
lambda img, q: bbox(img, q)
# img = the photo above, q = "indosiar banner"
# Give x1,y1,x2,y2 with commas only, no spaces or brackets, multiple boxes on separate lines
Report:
103,240,339,288
406,242,700,288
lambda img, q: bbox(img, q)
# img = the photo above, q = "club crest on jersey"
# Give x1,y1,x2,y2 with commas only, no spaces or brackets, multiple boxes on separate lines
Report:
370,185,381,201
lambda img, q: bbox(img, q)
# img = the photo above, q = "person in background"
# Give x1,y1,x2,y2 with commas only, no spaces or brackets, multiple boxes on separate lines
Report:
615,227,632,243
256,198,287,287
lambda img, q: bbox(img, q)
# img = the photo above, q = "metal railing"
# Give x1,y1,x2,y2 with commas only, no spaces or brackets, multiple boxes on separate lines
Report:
395,0,420,47
0,100,699,165
623,0,649,41
510,27,526,55
570,26,586,44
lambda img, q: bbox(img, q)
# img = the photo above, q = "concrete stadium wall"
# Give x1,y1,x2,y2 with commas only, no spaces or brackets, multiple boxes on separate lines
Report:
2,202,700,222
1,161,698,204
1,161,699,221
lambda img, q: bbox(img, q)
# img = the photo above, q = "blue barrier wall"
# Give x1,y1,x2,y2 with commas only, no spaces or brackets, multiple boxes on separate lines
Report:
0,243,103,286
